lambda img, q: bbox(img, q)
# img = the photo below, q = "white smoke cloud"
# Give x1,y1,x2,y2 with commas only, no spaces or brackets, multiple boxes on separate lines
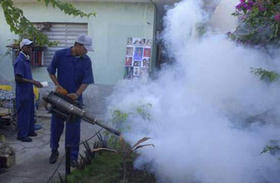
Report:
106,0,280,182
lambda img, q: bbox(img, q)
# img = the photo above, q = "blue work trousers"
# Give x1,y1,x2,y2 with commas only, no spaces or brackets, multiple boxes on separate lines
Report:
50,115,81,161
17,98,35,138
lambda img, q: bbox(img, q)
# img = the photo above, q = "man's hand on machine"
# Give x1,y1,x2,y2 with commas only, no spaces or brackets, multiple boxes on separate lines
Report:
55,85,68,95
55,84,79,100
67,93,79,100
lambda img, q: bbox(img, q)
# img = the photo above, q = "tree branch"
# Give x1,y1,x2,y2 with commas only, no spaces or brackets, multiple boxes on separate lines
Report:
0,0,95,47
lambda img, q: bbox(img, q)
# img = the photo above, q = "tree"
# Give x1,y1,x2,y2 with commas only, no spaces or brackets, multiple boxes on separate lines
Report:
0,0,95,46
230,0,280,46
229,0,280,82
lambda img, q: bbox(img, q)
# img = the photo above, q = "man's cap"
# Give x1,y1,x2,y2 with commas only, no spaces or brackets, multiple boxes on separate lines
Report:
20,39,33,49
76,35,93,51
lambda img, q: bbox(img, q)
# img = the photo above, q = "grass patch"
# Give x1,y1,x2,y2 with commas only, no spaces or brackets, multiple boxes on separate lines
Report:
67,152,155,183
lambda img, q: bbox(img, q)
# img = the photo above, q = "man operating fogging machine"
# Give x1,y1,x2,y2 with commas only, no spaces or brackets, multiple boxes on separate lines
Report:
47,35,94,167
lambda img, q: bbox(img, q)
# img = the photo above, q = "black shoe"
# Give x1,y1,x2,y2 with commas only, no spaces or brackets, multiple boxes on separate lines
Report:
70,160,78,168
28,132,38,137
49,150,59,164
17,136,32,142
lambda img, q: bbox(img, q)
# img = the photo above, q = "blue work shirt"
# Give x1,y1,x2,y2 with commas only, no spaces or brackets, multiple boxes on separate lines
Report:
47,48,94,100
14,52,34,105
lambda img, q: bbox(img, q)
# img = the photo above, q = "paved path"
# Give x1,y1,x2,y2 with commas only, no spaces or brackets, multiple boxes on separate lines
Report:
0,84,113,183
0,116,103,183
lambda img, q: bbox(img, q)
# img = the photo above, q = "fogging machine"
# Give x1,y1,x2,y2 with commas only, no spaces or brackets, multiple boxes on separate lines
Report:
43,92,120,136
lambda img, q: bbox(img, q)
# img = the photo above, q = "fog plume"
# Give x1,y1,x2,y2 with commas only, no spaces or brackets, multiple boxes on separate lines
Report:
106,0,280,182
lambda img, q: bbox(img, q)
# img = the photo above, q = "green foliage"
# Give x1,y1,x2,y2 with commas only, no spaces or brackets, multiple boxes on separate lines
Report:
106,104,152,148
0,0,95,46
65,104,155,183
112,109,129,125
112,103,153,125
67,152,155,183
37,0,96,18
67,152,123,183
1,0,48,46
106,110,129,148
231,1,280,166
65,136,154,183
107,134,122,150
104,104,154,180
261,145,280,154
251,67,280,82
136,103,152,120
230,0,280,46
261,140,280,160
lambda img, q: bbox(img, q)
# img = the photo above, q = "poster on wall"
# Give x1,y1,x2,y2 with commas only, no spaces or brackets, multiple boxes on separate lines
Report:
124,37,152,79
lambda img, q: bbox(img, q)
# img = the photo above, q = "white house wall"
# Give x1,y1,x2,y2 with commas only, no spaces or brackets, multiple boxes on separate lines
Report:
0,1,155,85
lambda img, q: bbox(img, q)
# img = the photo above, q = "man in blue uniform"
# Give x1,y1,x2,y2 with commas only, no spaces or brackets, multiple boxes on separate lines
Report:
14,39,43,142
47,35,94,167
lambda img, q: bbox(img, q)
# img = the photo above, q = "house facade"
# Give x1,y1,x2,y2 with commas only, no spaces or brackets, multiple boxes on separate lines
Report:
0,0,169,85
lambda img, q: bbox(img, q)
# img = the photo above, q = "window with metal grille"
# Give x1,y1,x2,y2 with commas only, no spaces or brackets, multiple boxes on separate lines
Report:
34,23,88,66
